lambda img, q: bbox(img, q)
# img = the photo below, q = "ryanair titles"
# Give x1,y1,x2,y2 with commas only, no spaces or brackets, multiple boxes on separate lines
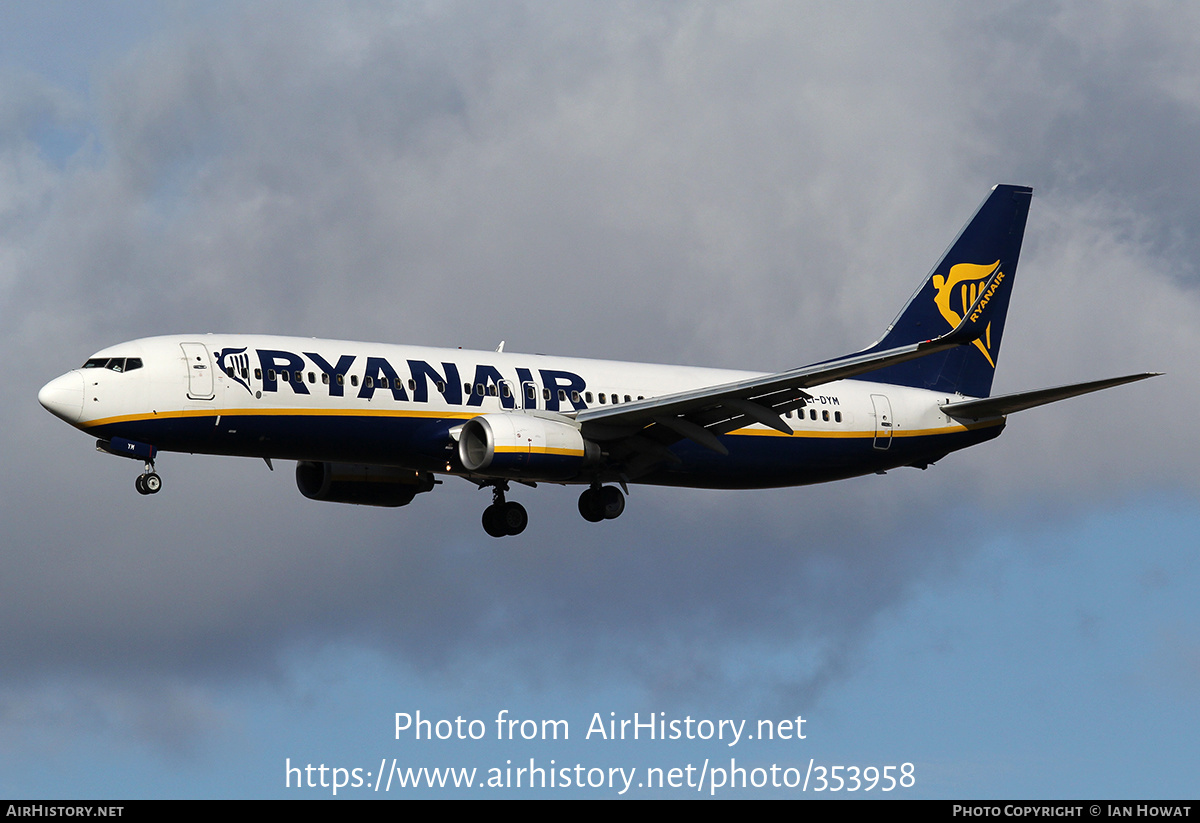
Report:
214,346,590,412
969,269,1006,323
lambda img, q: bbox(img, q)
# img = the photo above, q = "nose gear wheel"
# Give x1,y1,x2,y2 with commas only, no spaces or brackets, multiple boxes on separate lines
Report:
135,471,162,495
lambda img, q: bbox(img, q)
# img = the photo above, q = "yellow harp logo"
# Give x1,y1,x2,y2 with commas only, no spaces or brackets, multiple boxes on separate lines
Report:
932,260,1001,368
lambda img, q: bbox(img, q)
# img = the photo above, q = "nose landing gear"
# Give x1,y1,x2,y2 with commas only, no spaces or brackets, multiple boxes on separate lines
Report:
480,481,527,538
135,460,162,495
96,439,163,496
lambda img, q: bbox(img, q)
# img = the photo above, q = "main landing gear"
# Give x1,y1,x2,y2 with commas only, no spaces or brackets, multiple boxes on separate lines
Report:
578,484,625,523
476,481,626,537
481,481,527,538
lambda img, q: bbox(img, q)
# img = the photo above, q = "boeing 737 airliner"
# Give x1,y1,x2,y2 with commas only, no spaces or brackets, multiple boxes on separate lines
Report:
39,185,1156,536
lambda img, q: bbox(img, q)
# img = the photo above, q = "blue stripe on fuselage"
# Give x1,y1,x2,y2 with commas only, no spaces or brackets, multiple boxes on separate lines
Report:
87,411,1003,489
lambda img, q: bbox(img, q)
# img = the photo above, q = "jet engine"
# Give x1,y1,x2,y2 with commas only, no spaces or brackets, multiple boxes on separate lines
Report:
295,462,435,507
458,413,600,480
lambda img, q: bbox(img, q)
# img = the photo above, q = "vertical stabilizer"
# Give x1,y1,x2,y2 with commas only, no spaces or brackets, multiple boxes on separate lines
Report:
861,184,1032,398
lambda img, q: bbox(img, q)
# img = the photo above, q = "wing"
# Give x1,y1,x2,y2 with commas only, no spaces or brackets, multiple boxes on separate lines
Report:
574,266,1006,476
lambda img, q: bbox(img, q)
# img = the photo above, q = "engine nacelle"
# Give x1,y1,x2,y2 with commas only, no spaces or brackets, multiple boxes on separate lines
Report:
296,462,435,507
458,413,599,480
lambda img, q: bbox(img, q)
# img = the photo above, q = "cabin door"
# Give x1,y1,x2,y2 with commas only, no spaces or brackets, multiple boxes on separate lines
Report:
180,342,215,400
871,394,893,450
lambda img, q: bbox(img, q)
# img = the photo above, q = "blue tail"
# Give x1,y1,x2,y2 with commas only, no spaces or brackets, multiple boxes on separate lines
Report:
861,184,1032,398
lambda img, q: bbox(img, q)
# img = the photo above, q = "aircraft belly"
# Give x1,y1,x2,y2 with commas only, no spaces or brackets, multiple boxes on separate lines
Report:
642,424,1004,489
87,411,462,470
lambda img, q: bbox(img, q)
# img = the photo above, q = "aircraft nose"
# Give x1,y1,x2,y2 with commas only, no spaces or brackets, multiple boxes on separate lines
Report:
38,372,85,424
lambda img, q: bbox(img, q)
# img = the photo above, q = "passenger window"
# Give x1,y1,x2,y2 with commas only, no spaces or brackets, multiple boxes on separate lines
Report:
308,372,316,383
294,371,302,383
240,367,248,379
809,409,817,420
436,380,445,392
624,395,631,403
543,388,551,401
558,389,567,401
585,391,593,403
255,368,262,380
835,411,842,423
365,376,374,388
570,390,580,403
336,374,344,385
464,383,472,395
525,384,536,400
599,393,607,404
476,383,485,396
488,385,497,397
501,384,512,398
269,369,277,381
351,375,358,387
322,373,330,385
822,410,829,422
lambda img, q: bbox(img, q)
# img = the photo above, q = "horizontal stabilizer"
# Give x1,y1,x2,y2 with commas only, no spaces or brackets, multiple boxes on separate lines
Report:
940,373,1161,420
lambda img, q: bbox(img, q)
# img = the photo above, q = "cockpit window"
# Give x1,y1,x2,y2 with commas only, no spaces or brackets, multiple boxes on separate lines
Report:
81,357,143,372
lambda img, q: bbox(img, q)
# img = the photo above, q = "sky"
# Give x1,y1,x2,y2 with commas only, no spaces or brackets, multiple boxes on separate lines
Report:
2,1,1198,799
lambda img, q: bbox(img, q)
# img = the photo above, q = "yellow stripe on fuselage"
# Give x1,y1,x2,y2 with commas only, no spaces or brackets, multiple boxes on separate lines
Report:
82,406,1003,442
727,417,1004,439
80,407,481,429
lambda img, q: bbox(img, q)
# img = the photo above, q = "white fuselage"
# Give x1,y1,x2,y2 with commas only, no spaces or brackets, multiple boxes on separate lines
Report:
39,334,1001,490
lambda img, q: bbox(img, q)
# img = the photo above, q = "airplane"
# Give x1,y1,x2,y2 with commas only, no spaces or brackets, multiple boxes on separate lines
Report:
38,184,1157,537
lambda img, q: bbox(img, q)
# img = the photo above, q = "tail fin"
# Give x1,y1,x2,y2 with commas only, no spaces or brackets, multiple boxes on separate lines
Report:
861,184,1033,397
